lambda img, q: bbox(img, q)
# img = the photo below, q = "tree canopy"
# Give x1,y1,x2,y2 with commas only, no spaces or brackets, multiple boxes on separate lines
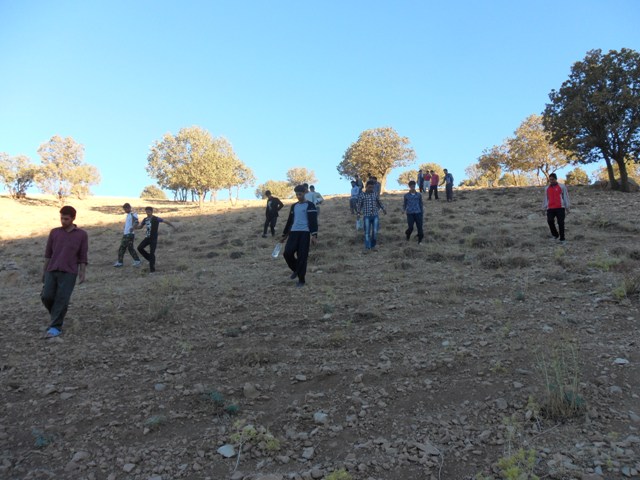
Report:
255,180,291,199
147,126,248,208
36,135,100,200
337,127,416,193
286,167,317,187
397,169,418,187
507,114,570,182
564,167,590,186
140,185,168,199
543,48,640,192
0,153,38,198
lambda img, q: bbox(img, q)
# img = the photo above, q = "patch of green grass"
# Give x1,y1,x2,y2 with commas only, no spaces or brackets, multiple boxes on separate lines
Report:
588,255,621,272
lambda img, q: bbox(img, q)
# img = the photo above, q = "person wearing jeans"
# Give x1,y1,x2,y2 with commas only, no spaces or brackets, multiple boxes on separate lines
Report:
542,173,570,242
403,180,424,244
41,205,88,338
356,180,387,252
441,169,454,202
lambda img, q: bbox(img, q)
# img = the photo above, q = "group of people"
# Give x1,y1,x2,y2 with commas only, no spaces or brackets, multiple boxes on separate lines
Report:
417,168,455,202
40,172,570,338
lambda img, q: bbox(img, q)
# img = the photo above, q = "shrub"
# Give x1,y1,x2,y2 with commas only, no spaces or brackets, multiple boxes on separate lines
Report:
140,185,167,199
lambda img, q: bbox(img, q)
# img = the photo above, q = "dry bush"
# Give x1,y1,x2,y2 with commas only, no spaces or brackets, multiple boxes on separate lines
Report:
480,256,504,269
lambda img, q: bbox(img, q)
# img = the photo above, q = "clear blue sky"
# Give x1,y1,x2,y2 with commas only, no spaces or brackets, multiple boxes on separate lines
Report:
1,0,639,198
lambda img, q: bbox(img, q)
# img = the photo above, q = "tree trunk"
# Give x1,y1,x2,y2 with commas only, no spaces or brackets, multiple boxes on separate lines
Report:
512,172,519,187
379,175,387,194
604,158,620,190
615,155,630,192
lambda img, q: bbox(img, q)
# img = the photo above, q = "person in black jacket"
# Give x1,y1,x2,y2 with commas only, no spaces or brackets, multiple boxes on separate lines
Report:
280,185,318,287
136,207,176,273
262,190,284,238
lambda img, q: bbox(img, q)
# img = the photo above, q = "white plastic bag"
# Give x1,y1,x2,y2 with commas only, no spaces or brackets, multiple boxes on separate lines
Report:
356,218,363,231
271,243,282,258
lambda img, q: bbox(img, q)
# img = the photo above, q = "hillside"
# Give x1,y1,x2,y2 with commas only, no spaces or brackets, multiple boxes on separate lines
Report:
0,187,639,480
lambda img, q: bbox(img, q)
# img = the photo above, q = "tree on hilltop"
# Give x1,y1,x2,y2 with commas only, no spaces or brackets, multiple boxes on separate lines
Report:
36,135,100,201
337,127,416,193
255,180,291,199
564,167,590,186
543,48,640,192
507,114,570,184
147,126,241,209
286,167,317,187
0,153,38,199
397,169,418,187
140,185,167,199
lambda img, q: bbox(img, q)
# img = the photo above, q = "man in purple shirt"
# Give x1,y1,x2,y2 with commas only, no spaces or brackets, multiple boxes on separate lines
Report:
41,205,88,338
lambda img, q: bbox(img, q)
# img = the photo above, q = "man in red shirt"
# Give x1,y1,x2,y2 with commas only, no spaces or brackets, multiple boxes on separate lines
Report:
428,170,439,200
41,206,88,338
542,173,570,242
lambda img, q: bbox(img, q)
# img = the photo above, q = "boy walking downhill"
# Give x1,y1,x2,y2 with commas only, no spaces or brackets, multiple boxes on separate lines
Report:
349,181,360,214
262,190,284,237
41,206,88,338
281,185,318,288
136,207,176,273
543,173,570,243
403,181,424,244
441,169,454,202
114,203,141,267
428,170,439,200
356,180,387,253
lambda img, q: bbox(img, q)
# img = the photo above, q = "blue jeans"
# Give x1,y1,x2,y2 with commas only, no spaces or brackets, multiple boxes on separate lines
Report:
363,215,379,249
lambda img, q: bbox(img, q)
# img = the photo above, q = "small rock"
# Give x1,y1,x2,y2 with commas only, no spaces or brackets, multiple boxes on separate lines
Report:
313,412,328,425
71,451,90,463
495,398,508,410
302,447,315,460
123,463,136,473
295,374,307,382
243,383,259,399
154,383,166,391
542,325,553,333
614,358,630,365
609,385,623,395
217,444,236,458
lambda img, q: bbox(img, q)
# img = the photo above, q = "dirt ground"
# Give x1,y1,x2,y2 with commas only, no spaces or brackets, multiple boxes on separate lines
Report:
0,186,639,480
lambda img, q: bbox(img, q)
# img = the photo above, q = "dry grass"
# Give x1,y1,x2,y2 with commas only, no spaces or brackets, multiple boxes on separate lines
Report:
1,186,640,479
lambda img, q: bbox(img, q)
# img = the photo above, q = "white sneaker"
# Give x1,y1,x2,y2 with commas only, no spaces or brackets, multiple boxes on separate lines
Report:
132,261,142,267
113,262,123,267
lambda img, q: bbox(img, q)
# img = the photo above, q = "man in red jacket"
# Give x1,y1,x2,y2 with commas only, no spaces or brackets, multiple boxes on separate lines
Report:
542,173,570,243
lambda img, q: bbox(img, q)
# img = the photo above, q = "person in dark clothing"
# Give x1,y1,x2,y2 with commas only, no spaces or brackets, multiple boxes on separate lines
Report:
136,207,176,272
403,180,424,244
41,205,88,338
262,190,284,237
280,185,318,287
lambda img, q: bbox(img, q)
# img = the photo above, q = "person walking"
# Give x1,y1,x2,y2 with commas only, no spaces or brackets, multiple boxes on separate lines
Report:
354,174,364,192
417,169,425,193
306,185,324,214
403,181,424,244
441,169,454,202
262,190,284,238
356,180,387,253
114,203,141,267
428,170,439,200
136,206,176,273
542,173,570,243
281,185,318,287
349,181,360,214
41,205,88,338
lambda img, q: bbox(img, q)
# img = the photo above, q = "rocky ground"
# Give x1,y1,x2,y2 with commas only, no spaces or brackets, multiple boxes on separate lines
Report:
0,186,639,480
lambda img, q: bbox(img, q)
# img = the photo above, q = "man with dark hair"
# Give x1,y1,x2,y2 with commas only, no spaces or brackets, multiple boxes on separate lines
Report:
262,190,284,238
428,170,439,200
543,173,570,243
41,205,88,338
281,185,318,287
356,180,387,252
441,169,454,202
417,169,425,193
136,206,176,273
403,180,424,244
114,203,141,267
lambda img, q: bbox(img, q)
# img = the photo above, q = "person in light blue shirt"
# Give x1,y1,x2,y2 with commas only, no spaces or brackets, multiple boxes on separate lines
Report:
402,181,424,244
